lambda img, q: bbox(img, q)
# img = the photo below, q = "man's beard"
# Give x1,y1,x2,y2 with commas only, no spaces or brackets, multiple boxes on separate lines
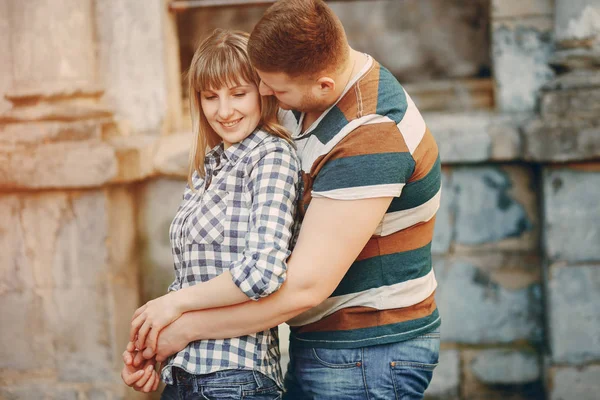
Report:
280,92,328,114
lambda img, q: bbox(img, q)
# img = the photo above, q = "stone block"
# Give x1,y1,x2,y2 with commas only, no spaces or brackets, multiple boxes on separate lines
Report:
404,79,494,112
424,349,460,399
554,1,600,42
0,140,117,189
541,88,600,119
0,384,79,400
52,191,109,288
3,190,108,287
426,111,526,164
492,17,555,112
0,291,54,370
548,264,600,364
550,365,600,400
543,167,600,262
0,120,104,147
39,285,116,383
9,0,96,86
153,132,193,178
0,0,12,114
470,349,541,384
329,1,490,81
94,0,167,134
108,134,158,183
434,259,542,344
107,188,138,275
452,166,537,250
1,100,113,123
0,195,30,292
138,178,187,302
107,187,141,364
549,47,600,71
491,0,553,19
543,70,600,91
19,192,70,288
462,349,545,399
524,117,600,162
432,169,453,254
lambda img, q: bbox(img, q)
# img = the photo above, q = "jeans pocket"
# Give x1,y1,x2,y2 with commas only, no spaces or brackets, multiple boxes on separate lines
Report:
390,361,437,400
311,348,362,369
388,335,440,400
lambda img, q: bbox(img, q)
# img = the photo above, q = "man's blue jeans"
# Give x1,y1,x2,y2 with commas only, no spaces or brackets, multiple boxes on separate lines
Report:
283,330,440,399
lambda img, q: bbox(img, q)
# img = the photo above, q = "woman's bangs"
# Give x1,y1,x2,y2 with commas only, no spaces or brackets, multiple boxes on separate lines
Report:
194,47,256,92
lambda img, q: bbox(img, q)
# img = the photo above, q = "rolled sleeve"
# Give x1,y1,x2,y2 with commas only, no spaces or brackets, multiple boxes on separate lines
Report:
229,141,300,300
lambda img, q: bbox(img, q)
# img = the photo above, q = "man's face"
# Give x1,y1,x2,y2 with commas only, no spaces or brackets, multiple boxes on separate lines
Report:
256,70,328,113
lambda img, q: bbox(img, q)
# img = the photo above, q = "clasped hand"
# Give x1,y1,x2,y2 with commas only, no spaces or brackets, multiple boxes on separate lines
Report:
129,291,183,353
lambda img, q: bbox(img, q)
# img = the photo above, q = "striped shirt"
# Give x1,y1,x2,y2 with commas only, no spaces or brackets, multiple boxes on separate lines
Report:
283,55,441,349
161,129,301,387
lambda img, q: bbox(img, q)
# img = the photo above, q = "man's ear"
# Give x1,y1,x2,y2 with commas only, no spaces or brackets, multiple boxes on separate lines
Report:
316,77,335,94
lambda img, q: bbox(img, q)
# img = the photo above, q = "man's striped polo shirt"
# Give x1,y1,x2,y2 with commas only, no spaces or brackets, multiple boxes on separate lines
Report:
283,55,441,349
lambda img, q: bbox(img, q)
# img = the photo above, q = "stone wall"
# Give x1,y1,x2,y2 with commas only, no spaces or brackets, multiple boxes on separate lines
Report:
0,0,173,398
1,1,600,399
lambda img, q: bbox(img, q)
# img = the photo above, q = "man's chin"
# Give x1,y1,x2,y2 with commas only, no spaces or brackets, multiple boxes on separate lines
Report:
277,102,293,111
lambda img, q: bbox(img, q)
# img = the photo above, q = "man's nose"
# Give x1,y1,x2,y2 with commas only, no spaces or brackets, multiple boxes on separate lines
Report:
259,81,274,96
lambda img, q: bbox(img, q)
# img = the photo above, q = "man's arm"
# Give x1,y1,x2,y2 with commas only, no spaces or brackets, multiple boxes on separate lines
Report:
146,195,393,361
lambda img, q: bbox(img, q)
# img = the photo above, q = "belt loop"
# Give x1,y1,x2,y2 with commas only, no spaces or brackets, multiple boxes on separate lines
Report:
192,374,200,394
252,370,264,389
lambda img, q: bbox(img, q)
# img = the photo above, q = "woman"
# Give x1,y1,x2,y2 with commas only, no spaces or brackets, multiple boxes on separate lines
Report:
121,29,301,398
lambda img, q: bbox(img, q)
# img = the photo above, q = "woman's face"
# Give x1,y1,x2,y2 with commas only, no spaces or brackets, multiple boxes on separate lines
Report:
200,80,261,149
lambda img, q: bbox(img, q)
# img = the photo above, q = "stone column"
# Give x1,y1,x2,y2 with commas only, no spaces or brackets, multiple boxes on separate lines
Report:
523,0,600,162
0,1,144,398
94,0,182,136
536,2,600,399
491,0,555,112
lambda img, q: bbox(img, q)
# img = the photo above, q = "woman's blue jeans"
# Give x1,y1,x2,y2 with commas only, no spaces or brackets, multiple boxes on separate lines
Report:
161,368,282,400
283,330,440,399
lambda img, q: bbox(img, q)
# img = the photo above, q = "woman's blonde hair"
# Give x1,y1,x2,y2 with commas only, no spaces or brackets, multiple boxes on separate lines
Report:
187,29,291,188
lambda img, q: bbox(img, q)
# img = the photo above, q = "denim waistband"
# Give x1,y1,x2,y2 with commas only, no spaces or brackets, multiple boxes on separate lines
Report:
172,367,273,388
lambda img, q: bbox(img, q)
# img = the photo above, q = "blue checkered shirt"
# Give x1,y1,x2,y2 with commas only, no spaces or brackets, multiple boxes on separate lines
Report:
161,129,301,387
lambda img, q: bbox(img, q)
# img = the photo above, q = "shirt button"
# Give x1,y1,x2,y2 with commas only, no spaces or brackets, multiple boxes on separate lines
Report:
213,170,218,175
390,362,396,367
252,254,259,260
356,362,362,367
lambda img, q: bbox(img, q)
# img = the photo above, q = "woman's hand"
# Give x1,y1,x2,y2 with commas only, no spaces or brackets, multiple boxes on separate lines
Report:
121,342,161,393
130,292,183,352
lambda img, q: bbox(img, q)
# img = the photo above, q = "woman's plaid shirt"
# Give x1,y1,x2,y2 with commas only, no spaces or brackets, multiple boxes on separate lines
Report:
161,129,301,387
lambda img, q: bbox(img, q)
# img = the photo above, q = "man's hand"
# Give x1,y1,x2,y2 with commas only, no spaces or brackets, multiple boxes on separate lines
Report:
142,318,190,362
130,292,182,352
121,342,161,393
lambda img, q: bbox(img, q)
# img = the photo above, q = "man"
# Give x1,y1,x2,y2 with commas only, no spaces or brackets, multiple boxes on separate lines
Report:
124,0,441,398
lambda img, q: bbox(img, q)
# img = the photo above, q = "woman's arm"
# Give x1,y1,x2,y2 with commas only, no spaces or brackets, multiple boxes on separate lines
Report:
131,141,300,349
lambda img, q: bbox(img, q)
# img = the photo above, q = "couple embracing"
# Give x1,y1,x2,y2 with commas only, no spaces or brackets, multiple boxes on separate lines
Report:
122,0,441,398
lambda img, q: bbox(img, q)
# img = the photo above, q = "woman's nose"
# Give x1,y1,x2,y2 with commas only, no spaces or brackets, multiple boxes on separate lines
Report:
217,99,234,119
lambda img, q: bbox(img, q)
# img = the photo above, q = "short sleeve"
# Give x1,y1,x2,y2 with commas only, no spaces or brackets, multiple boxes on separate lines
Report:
311,123,416,200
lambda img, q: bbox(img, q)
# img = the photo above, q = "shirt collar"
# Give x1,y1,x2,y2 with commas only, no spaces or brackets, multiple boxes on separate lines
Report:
292,54,374,140
205,129,268,168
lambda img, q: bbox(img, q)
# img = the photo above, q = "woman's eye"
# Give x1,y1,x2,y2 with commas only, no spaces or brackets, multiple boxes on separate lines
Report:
233,92,246,98
203,96,216,100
